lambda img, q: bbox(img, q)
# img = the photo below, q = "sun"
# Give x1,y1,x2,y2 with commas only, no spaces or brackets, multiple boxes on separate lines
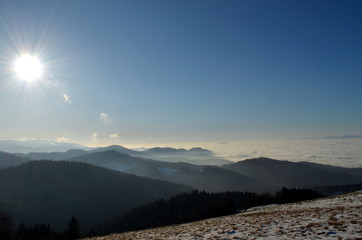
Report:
13,54,43,82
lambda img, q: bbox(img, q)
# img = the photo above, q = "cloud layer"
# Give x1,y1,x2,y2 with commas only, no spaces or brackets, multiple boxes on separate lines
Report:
110,133,119,139
208,139,362,168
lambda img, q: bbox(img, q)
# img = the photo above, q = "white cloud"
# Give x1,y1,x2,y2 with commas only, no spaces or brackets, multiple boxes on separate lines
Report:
110,133,119,139
63,94,71,104
56,137,68,142
100,113,109,123
92,132,98,142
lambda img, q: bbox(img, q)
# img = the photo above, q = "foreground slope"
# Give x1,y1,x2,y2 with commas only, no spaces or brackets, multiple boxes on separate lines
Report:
0,161,192,229
84,191,362,240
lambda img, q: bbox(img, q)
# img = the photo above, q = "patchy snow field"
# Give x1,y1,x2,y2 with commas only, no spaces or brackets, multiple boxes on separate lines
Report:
84,191,362,240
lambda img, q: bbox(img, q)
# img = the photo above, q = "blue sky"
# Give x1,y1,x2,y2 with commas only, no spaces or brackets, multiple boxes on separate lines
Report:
0,0,361,146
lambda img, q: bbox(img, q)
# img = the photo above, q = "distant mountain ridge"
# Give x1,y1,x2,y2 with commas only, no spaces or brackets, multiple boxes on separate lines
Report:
223,157,362,188
141,147,229,165
15,142,231,166
0,140,90,153
2,150,362,193
90,145,141,156
15,149,89,161
143,147,213,155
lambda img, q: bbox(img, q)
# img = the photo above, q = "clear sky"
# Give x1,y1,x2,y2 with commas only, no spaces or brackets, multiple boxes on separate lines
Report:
0,0,361,147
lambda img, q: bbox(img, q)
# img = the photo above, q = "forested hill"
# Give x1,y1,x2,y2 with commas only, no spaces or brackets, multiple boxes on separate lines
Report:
0,160,192,229
223,157,362,188
0,151,28,169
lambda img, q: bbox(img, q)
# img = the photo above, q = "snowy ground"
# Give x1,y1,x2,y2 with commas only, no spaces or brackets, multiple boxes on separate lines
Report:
84,191,362,240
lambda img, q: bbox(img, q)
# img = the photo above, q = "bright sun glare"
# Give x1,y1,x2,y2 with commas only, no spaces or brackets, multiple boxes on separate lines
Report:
13,55,43,82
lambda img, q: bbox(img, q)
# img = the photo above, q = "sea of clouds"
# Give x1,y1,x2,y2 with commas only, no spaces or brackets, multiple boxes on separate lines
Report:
205,139,362,168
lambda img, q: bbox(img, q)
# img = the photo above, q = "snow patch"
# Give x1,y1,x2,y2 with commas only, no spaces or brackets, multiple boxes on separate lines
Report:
83,191,362,240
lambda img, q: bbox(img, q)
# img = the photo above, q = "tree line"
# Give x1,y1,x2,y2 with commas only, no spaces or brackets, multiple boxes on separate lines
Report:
0,187,322,239
94,187,322,236
0,214,80,240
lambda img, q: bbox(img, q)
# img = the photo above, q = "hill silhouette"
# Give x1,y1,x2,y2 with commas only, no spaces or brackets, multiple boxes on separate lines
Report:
0,140,90,153
16,149,89,161
168,166,276,193
18,144,230,166
142,147,231,165
4,151,362,194
0,160,192,230
0,151,28,169
68,150,273,193
69,150,203,176
222,157,362,188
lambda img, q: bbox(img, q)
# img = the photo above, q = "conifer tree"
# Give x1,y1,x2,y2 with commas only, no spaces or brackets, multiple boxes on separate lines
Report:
0,212,15,240
67,216,81,240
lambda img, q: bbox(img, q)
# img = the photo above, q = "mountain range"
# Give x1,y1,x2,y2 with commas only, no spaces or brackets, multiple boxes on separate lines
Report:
2,147,362,192
7,140,230,166
68,151,362,192
0,140,90,153
1,142,362,232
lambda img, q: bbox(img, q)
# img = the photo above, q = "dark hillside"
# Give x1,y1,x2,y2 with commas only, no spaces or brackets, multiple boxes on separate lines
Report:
0,161,192,230
69,151,273,193
167,166,276,193
0,152,28,169
223,158,362,188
